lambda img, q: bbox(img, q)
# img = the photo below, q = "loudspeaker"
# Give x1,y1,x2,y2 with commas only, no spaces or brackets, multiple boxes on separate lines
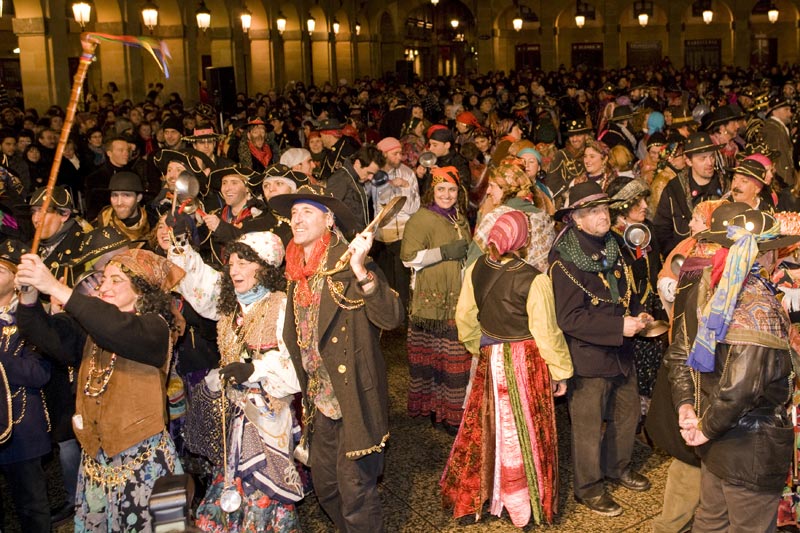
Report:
395,61,414,85
205,66,236,116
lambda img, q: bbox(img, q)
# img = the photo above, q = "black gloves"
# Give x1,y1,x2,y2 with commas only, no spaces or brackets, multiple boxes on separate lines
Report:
440,239,468,261
219,362,255,385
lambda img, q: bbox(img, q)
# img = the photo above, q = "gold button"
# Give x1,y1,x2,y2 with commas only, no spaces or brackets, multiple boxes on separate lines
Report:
331,336,338,344
338,364,346,374
341,326,346,331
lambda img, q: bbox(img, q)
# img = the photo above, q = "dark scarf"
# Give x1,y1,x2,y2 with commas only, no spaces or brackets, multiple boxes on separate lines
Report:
555,227,622,301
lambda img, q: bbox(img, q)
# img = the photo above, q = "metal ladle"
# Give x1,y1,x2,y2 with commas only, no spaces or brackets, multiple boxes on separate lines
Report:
418,151,437,168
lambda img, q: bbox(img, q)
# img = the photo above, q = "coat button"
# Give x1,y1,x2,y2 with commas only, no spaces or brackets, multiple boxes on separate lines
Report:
331,336,338,344
338,364,346,374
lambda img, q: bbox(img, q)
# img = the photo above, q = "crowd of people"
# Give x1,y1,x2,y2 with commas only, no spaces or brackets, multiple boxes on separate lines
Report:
1,57,800,532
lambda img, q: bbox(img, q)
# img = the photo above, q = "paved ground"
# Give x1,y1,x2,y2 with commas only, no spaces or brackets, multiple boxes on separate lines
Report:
1,328,670,532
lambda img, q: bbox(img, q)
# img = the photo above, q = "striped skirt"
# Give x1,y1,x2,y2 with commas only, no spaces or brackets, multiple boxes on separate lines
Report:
406,320,471,427
440,340,559,528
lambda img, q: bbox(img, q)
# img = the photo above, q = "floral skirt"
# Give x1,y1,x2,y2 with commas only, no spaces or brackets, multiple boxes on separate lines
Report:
75,431,183,533
195,472,300,533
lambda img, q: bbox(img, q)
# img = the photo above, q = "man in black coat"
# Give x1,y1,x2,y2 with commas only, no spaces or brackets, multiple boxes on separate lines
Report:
83,136,138,220
549,181,652,517
601,105,638,155
271,185,403,533
325,144,385,237
653,132,728,255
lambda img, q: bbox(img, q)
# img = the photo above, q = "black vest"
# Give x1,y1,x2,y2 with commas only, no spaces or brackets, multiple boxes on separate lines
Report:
472,256,539,342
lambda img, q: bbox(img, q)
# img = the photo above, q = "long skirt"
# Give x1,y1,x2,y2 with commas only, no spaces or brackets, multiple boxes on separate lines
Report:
75,431,183,533
195,472,300,533
407,320,472,427
440,340,559,528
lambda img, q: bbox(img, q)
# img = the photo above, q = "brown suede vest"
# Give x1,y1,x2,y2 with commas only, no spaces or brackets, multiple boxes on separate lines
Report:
74,338,169,457
473,255,539,342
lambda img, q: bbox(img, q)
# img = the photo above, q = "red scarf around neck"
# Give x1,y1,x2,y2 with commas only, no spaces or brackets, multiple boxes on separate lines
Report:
285,231,332,306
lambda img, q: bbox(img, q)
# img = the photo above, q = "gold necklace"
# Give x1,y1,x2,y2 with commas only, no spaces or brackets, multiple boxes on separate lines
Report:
218,296,273,367
83,344,117,397
551,260,633,309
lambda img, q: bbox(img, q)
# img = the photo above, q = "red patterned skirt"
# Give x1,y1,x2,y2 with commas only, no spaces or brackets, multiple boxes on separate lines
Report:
407,320,471,427
439,339,558,527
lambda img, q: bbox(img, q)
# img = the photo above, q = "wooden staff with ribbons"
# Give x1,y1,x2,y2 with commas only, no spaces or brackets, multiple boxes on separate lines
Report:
30,32,170,252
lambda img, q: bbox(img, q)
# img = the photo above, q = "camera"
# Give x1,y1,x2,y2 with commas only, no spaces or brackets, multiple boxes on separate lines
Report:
371,170,390,187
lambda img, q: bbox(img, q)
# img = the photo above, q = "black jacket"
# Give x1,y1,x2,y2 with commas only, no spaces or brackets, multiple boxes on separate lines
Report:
549,229,642,377
666,272,794,492
653,169,727,255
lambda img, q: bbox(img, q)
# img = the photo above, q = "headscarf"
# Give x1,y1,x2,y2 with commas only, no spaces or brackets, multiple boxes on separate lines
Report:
109,248,185,292
486,210,529,260
431,166,459,186
687,223,780,372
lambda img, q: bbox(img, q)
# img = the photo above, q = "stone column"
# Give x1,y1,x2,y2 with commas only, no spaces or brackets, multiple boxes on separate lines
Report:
603,2,621,69
13,17,70,110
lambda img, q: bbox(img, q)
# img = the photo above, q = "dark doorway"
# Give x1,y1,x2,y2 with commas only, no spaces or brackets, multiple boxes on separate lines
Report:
515,44,541,71
571,43,603,70
627,41,662,68
751,36,777,68
684,39,721,69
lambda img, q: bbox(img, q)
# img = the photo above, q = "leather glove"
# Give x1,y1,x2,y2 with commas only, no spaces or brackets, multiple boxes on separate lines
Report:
219,362,255,385
440,239,468,261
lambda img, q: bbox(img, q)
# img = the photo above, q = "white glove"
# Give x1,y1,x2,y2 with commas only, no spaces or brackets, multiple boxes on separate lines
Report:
204,368,222,392
657,277,677,303
779,286,800,313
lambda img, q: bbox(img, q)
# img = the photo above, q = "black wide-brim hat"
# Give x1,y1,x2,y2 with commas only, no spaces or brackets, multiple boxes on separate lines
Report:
270,184,360,234
554,181,614,222
208,166,260,189
0,239,27,272
562,117,592,135
68,225,138,268
704,105,745,132
683,132,723,155
609,105,635,122
697,205,800,250
153,149,204,177
733,158,768,186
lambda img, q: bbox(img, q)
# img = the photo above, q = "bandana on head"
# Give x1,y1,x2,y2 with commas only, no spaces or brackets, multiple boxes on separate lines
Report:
486,210,529,258
110,248,185,292
687,222,780,372
431,166,459,186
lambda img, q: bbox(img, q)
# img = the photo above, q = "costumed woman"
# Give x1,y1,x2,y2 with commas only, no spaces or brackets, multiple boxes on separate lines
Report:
16,247,185,532
401,166,472,435
576,138,617,193
167,230,303,532
441,210,573,528
607,177,665,414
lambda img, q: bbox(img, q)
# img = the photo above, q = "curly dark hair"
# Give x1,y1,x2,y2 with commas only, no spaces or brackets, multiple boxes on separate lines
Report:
217,241,287,316
421,179,469,216
120,268,176,330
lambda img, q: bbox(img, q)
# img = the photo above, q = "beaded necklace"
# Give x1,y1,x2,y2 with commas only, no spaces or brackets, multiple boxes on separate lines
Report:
84,344,117,397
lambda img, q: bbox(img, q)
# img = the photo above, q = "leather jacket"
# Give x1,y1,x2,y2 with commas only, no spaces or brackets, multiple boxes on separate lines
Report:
666,272,794,492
